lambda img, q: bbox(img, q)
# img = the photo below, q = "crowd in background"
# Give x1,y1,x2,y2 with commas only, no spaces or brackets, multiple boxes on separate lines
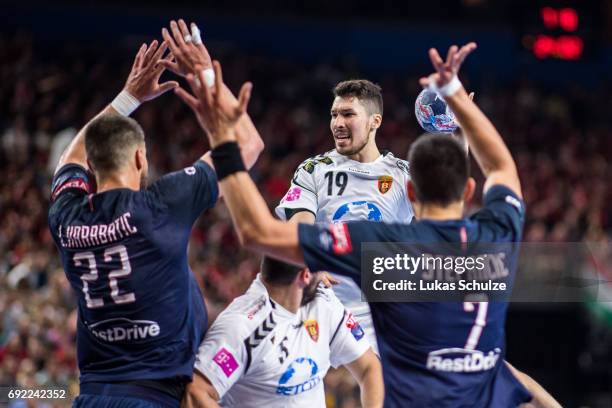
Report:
1,31,611,406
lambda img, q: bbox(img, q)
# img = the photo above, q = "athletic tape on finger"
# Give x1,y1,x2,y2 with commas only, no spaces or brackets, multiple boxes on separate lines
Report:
191,24,202,45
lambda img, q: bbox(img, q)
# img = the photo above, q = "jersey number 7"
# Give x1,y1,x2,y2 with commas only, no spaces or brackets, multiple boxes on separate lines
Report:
463,302,488,350
73,245,136,308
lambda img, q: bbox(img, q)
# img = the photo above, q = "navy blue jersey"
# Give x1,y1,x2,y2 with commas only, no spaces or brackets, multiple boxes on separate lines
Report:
48,161,218,384
298,185,532,407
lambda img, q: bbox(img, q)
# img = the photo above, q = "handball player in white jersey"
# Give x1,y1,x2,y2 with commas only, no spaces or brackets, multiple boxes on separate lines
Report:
276,80,413,352
184,257,383,408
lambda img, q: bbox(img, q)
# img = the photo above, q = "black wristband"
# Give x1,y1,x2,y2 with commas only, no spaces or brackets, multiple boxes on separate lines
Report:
211,142,246,180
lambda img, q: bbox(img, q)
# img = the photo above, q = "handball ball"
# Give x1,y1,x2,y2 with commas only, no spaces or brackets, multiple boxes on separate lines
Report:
414,88,458,133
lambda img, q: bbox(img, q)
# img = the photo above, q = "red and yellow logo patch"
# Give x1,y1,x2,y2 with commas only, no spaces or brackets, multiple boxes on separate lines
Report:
304,320,319,342
378,176,393,194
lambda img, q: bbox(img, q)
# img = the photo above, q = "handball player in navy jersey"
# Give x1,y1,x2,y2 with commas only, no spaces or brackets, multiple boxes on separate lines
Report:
174,42,560,407
48,23,263,408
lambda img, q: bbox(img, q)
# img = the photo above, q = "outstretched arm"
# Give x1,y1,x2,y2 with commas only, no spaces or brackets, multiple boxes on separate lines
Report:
419,43,522,198
54,40,177,174
174,63,304,266
162,19,264,170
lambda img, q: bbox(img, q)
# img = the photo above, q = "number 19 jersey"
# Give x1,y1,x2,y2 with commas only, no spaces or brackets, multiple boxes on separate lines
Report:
275,150,414,351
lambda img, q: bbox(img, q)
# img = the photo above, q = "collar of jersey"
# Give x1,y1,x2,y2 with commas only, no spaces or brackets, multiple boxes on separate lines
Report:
333,150,385,165
252,274,299,320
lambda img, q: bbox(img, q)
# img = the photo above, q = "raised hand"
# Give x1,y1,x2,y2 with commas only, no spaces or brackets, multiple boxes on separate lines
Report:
174,60,252,146
160,19,212,77
419,42,477,89
123,40,178,102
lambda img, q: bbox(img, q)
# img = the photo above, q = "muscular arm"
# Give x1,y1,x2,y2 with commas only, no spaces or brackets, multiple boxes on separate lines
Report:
54,105,118,174
444,88,521,198
505,362,562,408
286,210,316,224
345,349,384,408
182,371,221,408
201,83,264,171
220,171,304,266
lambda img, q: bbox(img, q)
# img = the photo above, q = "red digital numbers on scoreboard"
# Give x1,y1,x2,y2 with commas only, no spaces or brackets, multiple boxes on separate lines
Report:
532,6,583,60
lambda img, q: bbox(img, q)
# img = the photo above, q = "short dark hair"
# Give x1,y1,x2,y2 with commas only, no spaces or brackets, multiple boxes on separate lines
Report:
260,256,302,286
333,79,383,116
85,115,145,174
408,133,469,206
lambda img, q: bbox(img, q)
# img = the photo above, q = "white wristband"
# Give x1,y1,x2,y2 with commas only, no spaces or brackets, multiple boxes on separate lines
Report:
427,74,462,98
111,90,140,116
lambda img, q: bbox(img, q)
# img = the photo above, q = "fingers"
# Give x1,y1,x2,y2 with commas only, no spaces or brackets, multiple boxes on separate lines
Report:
162,27,180,57
454,42,477,69
142,40,159,66
178,19,192,42
155,80,179,96
196,70,215,109
236,82,252,116
131,43,148,72
419,73,439,88
157,59,181,76
174,86,199,112
468,92,475,101
170,20,187,48
148,41,168,69
428,48,444,72
212,60,223,100
445,45,458,67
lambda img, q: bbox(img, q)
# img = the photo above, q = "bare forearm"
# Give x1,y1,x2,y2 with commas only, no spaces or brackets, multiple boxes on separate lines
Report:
359,367,384,408
55,105,118,174
444,88,515,177
219,171,303,265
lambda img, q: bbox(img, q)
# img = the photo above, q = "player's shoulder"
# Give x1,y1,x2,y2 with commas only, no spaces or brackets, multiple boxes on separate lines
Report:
304,284,345,318
381,150,410,177
214,284,273,338
296,149,339,175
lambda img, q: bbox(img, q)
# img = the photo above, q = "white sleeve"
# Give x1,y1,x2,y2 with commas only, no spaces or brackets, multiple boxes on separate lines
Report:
325,294,371,368
274,161,318,220
194,313,249,398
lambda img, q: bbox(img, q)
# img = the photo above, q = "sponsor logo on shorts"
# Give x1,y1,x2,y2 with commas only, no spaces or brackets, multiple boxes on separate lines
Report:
213,347,239,378
88,318,160,343
426,347,501,373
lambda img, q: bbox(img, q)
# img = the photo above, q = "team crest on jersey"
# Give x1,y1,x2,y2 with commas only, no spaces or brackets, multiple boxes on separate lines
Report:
304,320,319,342
377,176,393,194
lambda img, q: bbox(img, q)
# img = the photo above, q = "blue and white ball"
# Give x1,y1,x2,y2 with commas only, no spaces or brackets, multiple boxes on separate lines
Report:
414,88,458,133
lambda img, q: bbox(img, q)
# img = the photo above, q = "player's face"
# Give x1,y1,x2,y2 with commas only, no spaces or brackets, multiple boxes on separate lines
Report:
330,96,373,156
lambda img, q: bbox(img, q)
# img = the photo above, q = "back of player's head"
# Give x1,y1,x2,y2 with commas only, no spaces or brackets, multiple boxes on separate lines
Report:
85,115,145,175
260,256,303,286
333,79,383,116
408,133,469,206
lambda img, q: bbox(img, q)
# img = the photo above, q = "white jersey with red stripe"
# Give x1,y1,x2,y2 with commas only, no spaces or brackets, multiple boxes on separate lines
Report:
275,149,414,352
194,275,370,408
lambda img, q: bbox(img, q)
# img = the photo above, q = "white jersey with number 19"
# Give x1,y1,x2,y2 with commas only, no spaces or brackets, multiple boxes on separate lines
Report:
275,149,414,351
